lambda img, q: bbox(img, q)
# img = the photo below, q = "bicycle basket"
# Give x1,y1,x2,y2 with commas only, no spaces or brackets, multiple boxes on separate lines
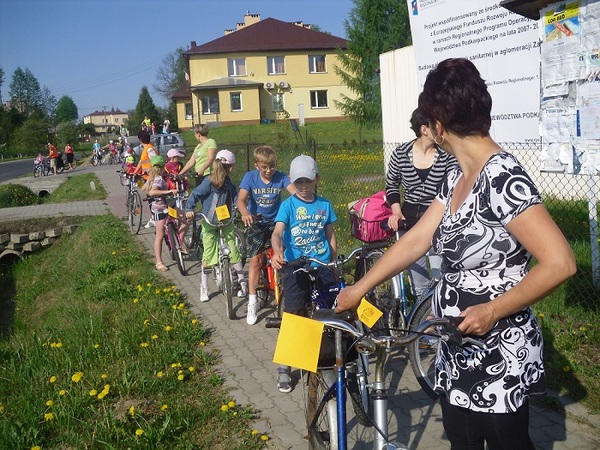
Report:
120,173,130,186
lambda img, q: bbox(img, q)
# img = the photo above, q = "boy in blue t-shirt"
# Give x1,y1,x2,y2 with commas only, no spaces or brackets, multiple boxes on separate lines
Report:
237,146,296,325
270,154,338,393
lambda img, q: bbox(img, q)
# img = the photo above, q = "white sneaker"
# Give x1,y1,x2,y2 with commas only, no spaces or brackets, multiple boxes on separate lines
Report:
200,286,209,302
144,219,155,229
237,280,248,298
246,300,259,325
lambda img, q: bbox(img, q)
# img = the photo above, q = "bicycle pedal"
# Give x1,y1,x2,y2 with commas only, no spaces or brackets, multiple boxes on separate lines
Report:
202,267,213,274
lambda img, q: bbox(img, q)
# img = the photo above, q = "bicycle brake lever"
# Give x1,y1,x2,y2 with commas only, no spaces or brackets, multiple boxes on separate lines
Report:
444,316,486,349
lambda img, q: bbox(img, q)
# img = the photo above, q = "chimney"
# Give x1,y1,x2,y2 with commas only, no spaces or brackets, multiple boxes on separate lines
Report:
190,41,196,48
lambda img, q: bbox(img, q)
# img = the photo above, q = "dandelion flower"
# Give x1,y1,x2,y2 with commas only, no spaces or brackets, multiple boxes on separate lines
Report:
261,435,269,441
101,374,108,379
140,342,149,348
94,343,100,349
177,302,185,310
251,429,259,436
538,313,545,318
44,412,54,421
135,428,144,437
220,404,229,411
59,390,66,396
165,325,172,332
55,342,62,348
146,282,152,287
45,400,54,406
177,374,184,381
112,251,117,255
137,284,143,291
71,372,83,383
97,392,106,400
188,366,195,372
152,334,158,340
161,404,168,411
89,389,98,396
191,319,198,325
129,406,135,416
31,446,41,450
133,298,139,304
0,403,3,413
199,341,206,347
228,401,236,408
144,319,150,326
157,371,164,378
171,362,181,368
49,376,57,383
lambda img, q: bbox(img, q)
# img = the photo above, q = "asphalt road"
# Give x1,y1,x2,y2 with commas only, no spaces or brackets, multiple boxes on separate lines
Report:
0,158,35,183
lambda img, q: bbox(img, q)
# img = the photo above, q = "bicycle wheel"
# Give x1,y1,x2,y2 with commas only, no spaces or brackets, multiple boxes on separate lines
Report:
355,251,401,334
222,258,234,319
256,266,270,309
306,370,338,450
167,222,186,275
234,227,247,266
408,296,439,400
128,191,143,234
33,165,41,178
92,156,99,167
346,354,372,427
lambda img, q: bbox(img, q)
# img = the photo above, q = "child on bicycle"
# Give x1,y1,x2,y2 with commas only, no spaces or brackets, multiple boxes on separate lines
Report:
237,146,296,325
143,155,188,272
165,147,188,191
271,154,338,393
185,150,247,303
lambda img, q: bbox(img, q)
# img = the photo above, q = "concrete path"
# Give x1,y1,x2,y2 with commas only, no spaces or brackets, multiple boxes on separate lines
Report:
2,163,600,449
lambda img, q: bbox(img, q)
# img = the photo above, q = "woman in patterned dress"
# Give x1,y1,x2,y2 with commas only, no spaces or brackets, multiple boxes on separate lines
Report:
337,58,576,449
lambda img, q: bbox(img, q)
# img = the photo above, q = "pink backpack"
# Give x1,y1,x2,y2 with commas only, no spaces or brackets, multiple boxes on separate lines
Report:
348,191,393,242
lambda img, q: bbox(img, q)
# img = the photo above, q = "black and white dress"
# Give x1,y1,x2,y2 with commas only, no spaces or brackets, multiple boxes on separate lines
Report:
432,151,546,413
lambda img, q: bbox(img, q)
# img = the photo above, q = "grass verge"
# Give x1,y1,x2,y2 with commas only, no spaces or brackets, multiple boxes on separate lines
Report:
0,215,268,449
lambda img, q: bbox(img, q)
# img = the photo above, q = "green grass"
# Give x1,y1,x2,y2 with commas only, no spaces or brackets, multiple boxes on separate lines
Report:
0,215,268,449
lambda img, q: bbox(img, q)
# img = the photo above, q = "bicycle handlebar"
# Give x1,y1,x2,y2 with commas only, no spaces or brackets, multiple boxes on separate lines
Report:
265,312,486,350
195,208,237,228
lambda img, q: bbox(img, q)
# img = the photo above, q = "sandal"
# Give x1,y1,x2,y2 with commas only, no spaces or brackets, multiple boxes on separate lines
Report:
155,262,169,272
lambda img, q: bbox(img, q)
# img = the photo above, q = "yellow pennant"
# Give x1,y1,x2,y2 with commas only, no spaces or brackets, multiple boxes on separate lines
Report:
357,297,383,329
167,206,178,219
215,204,230,221
273,313,324,373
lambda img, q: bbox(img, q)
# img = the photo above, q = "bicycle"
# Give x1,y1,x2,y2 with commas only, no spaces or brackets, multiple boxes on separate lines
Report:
244,214,283,316
353,219,440,399
91,151,105,166
302,311,483,450
195,207,245,319
118,170,144,234
144,192,188,276
33,158,49,177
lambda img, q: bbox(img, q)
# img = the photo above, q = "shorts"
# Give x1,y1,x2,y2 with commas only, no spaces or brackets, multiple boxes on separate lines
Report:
50,158,57,169
246,219,275,257
151,211,168,221
280,265,338,315
66,153,74,163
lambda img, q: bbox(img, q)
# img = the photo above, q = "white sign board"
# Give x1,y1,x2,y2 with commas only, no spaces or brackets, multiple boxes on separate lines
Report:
407,0,541,143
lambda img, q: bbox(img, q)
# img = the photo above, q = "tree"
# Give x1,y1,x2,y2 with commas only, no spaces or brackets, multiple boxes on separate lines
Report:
40,85,57,119
55,121,80,149
9,67,43,115
153,47,187,102
0,66,5,106
334,0,412,128
130,86,159,134
12,110,49,154
56,96,79,123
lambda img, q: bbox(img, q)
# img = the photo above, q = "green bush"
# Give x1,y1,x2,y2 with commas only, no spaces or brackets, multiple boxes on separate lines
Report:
0,184,39,208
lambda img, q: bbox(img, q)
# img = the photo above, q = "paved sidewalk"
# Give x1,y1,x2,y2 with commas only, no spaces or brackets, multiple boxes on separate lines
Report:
3,164,600,449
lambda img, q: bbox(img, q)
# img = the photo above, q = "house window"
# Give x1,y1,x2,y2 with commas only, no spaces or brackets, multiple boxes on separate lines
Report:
310,90,328,109
272,93,285,112
185,103,193,120
228,58,247,76
309,55,326,73
202,95,220,114
230,92,242,111
267,56,285,75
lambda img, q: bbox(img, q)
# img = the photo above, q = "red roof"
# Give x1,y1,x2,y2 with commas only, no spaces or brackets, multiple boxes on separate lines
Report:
184,17,347,56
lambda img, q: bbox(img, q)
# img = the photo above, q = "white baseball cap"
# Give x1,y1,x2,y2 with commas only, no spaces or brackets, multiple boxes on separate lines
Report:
216,149,236,165
167,148,185,158
289,154,318,183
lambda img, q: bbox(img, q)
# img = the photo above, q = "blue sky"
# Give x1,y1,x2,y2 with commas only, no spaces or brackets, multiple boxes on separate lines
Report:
0,0,355,117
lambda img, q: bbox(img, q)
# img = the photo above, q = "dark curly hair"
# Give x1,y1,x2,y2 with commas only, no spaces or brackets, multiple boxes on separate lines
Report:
418,58,492,137
409,108,429,137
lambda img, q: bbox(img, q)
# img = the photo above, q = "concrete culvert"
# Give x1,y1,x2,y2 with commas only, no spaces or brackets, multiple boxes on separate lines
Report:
0,250,24,266
38,190,50,197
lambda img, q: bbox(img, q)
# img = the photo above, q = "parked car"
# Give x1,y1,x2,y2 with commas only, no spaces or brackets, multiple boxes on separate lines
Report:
130,133,186,156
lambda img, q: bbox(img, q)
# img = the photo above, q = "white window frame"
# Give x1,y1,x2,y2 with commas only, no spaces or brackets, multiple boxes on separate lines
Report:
267,56,286,75
185,103,193,120
310,90,328,109
228,58,247,76
202,95,220,114
309,55,326,73
230,92,242,112
272,93,285,112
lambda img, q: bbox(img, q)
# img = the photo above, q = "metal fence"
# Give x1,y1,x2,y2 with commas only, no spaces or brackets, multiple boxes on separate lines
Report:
195,139,599,307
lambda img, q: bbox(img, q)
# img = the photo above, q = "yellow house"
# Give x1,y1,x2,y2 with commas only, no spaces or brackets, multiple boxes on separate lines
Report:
176,14,353,129
83,109,128,134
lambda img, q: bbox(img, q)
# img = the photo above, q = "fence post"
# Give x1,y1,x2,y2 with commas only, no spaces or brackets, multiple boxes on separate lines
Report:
587,175,600,287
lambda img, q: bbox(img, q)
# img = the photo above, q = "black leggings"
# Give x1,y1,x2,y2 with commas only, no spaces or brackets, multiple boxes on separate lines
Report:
440,397,535,450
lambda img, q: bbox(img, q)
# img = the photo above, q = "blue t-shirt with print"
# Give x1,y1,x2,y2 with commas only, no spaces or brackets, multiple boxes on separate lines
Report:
275,194,337,265
239,170,290,220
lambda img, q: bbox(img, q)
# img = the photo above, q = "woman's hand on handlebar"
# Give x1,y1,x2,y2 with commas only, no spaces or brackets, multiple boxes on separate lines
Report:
334,285,363,313
459,302,498,336
387,214,404,231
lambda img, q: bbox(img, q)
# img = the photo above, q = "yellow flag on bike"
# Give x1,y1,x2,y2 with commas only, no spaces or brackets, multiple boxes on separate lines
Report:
215,205,230,221
273,313,324,373
357,298,383,328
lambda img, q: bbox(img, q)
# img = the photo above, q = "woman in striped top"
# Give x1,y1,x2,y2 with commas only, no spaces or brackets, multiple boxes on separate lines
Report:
385,108,456,296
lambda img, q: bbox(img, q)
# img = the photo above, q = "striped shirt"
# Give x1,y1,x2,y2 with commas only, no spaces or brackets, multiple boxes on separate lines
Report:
385,140,456,223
